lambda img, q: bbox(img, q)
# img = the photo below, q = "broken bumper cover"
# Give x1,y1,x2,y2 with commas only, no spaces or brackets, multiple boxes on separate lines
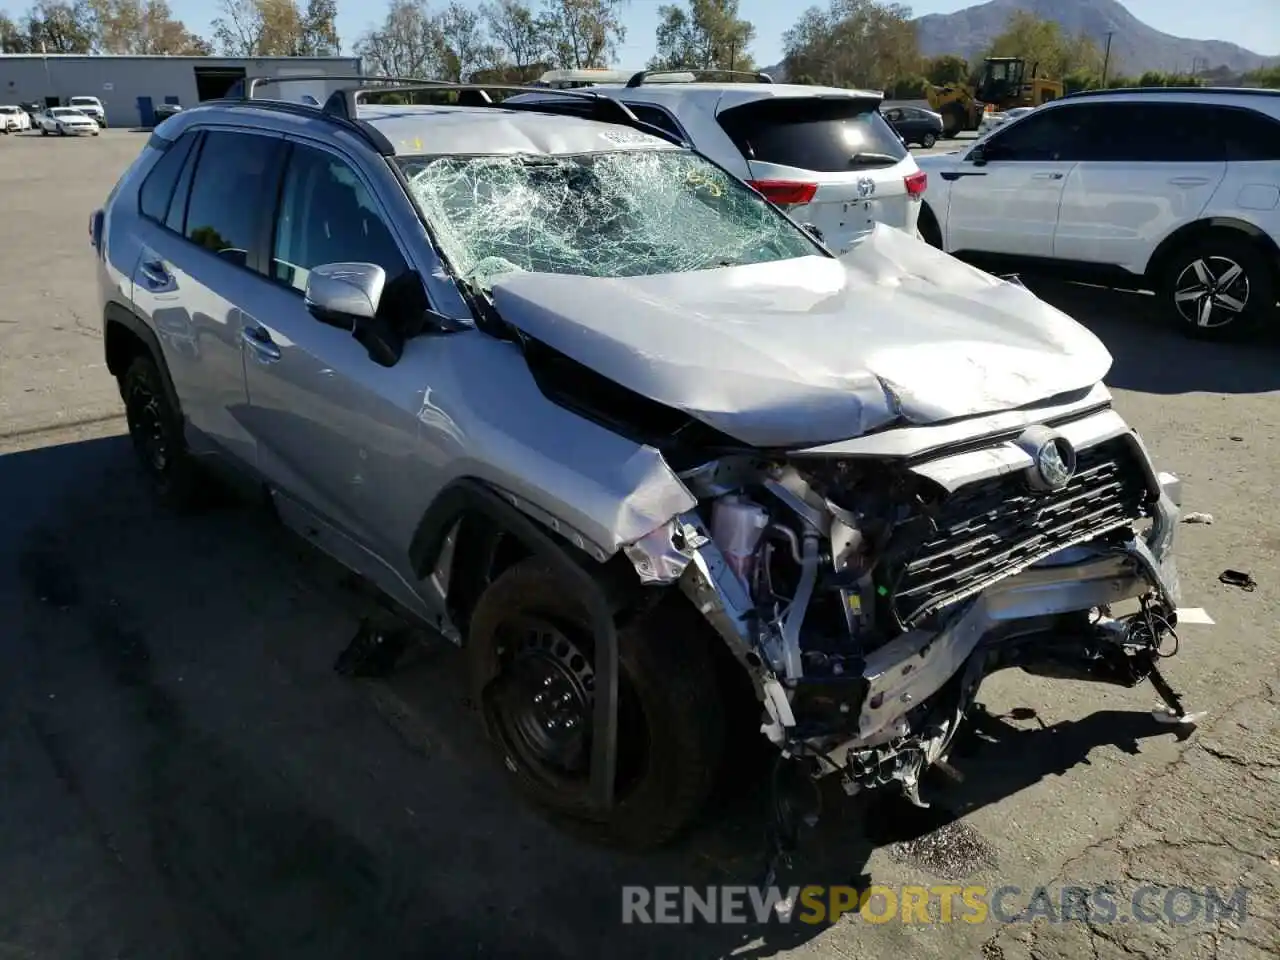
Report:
624,418,1183,758
853,529,1180,748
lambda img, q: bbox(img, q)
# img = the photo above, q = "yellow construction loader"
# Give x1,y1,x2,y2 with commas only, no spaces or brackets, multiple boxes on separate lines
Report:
926,57,1065,138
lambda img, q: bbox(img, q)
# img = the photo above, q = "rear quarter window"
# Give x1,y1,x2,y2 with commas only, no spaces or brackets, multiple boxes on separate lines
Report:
1215,106,1280,162
717,96,908,172
138,132,198,223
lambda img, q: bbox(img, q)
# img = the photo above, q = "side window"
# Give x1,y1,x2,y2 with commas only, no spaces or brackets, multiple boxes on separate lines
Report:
138,131,197,223
980,106,1091,162
1215,107,1280,162
627,103,685,139
1088,103,1222,163
184,130,282,267
165,133,203,233
271,143,411,296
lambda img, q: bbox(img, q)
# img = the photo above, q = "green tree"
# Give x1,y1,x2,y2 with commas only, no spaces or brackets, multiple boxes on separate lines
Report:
782,0,918,91
17,0,97,52
90,0,209,54
354,0,439,77
922,53,967,86
212,0,307,55
984,10,1102,81
649,0,755,72
539,0,627,69
297,0,339,54
1244,65,1280,89
481,0,548,72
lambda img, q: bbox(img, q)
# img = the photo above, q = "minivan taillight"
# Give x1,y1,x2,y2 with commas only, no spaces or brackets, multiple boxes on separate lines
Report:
747,179,818,207
904,170,927,198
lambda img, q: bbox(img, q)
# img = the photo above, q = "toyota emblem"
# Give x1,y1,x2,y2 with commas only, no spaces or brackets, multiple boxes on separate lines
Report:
1034,438,1077,491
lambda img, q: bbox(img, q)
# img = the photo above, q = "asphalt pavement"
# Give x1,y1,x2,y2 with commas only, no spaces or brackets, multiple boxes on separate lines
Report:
1,128,1277,960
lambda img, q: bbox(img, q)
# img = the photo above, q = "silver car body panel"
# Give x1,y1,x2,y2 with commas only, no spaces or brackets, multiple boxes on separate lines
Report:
99,100,1174,673
489,222,1112,448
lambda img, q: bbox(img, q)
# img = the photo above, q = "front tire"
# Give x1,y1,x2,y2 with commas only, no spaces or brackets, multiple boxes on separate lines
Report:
941,104,966,138
1159,234,1277,341
467,559,726,849
120,354,205,510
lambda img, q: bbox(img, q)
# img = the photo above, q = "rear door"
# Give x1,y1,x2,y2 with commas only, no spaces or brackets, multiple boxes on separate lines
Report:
130,126,286,467
1053,102,1228,273
716,95,920,253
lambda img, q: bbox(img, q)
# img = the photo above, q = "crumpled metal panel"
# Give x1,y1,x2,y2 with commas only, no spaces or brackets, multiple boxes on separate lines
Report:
485,223,1113,448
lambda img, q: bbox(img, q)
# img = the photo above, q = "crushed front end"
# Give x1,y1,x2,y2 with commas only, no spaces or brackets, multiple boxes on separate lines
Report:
624,406,1190,832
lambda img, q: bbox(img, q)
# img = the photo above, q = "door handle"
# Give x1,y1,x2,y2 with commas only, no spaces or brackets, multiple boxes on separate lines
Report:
138,258,169,286
241,325,282,363
1031,172,1064,180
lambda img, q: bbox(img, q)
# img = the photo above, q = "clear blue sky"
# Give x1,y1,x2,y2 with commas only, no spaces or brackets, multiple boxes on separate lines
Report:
5,0,1277,64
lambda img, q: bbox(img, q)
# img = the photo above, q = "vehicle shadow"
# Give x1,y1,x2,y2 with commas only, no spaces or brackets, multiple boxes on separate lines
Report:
0,434,1192,959
1024,278,1280,396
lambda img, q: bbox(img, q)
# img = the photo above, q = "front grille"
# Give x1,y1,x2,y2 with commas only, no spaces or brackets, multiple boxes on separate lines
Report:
883,437,1152,626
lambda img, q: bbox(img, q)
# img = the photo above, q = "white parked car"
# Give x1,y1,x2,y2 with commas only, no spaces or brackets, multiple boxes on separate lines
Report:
39,107,100,136
0,105,30,132
976,105,1035,138
510,70,927,254
68,95,107,126
915,87,1280,340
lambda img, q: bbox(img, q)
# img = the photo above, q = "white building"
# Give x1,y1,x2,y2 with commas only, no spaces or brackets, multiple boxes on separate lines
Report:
0,54,361,126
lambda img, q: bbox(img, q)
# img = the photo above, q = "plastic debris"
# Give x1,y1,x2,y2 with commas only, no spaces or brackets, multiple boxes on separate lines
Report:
1181,512,1214,524
1218,569,1257,592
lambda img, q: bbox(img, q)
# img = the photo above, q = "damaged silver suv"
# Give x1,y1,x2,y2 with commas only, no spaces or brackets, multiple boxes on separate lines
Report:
93,77,1193,852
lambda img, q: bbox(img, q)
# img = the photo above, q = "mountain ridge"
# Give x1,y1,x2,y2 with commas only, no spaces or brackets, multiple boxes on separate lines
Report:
912,0,1278,76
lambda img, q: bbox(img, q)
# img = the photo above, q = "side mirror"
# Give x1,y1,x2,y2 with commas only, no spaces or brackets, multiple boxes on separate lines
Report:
304,262,404,367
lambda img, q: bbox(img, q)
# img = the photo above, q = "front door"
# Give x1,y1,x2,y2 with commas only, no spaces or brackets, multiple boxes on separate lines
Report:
943,104,1088,258
238,138,436,588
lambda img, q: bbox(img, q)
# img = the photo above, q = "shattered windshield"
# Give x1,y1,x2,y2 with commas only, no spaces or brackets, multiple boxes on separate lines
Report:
396,149,818,292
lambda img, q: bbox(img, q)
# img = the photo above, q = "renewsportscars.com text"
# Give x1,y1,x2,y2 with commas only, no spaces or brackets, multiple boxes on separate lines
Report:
621,884,1250,926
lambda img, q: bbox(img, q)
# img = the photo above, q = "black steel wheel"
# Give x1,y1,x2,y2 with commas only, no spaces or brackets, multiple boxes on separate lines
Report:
467,559,726,849
1160,234,1276,341
120,354,203,509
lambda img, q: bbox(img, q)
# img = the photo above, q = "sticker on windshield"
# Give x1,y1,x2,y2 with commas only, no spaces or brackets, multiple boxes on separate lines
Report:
599,129,659,146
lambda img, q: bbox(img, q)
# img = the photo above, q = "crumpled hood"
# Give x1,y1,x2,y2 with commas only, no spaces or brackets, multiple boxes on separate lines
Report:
489,223,1112,448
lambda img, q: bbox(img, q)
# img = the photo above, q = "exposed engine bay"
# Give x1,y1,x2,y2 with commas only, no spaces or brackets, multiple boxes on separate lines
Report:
623,406,1191,836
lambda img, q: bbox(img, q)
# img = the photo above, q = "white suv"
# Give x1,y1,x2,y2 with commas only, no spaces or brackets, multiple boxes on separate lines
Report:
511,70,926,254
68,95,107,127
915,88,1280,340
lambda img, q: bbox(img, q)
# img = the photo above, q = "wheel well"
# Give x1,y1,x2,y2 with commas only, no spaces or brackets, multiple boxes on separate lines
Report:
104,317,148,379
918,201,942,247
1146,219,1280,285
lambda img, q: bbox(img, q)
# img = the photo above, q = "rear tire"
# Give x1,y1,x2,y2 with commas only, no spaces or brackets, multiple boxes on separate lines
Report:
467,558,726,849
921,132,937,149
1158,233,1277,341
119,354,205,510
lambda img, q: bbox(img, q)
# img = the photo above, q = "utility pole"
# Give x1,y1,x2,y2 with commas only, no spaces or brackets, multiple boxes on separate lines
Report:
1101,31,1113,87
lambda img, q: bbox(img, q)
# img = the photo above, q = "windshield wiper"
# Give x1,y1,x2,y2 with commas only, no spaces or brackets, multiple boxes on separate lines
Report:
848,152,900,166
